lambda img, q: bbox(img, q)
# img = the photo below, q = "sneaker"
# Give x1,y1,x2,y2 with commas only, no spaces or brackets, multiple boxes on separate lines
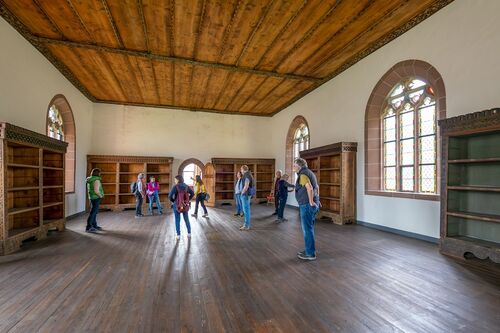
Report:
135,215,142,219
202,214,208,218
86,227,98,233
274,219,282,223
239,226,250,231
272,212,277,216
175,235,180,241
187,233,191,238
234,213,241,216
191,213,198,217
95,226,103,231
297,253,316,261
297,250,306,256
282,218,288,222
159,211,163,215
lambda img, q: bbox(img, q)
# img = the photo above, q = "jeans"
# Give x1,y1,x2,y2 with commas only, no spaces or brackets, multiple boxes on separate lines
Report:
277,195,287,219
148,192,163,214
86,198,101,230
135,193,144,216
274,191,279,213
194,193,208,215
235,193,242,214
241,194,251,228
173,204,191,235
299,204,319,256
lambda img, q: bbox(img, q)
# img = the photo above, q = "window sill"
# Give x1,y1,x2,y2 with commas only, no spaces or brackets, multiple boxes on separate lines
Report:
365,190,440,201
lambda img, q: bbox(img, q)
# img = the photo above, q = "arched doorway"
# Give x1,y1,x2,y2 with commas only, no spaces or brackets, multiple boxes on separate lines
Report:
178,158,205,187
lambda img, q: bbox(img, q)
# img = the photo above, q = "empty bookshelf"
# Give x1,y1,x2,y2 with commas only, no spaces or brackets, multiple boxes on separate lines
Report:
1,122,67,255
87,155,173,211
439,108,500,263
300,142,357,224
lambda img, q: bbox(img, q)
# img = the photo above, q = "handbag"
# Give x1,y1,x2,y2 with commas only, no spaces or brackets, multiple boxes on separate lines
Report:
203,192,211,202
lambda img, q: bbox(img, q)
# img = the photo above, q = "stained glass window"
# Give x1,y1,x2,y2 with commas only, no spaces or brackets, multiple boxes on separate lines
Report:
293,124,310,181
382,78,437,193
47,105,64,141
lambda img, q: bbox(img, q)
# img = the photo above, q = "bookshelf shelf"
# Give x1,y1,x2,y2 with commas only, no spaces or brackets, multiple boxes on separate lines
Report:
300,142,357,225
439,108,500,263
87,156,173,211
208,158,275,206
1,122,67,255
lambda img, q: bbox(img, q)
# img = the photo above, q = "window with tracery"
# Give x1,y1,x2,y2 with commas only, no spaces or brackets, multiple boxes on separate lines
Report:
47,105,64,141
292,124,310,180
382,78,437,193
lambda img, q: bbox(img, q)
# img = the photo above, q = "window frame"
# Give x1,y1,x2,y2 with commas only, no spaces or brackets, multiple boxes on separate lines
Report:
364,60,446,202
382,79,437,194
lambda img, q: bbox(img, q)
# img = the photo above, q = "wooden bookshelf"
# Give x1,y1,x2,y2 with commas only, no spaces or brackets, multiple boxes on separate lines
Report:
300,142,357,225
209,158,275,206
439,108,500,263
1,122,67,255
87,155,173,211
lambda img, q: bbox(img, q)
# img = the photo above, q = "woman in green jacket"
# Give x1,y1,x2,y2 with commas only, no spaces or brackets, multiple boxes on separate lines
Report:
86,168,104,233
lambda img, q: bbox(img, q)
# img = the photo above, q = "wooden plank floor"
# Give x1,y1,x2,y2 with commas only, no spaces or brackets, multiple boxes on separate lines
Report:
0,204,499,333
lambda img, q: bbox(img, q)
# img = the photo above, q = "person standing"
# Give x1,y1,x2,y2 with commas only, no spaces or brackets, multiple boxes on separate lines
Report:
239,165,255,231
294,158,320,261
147,176,163,215
169,175,195,240
86,168,104,233
275,173,295,223
271,170,282,215
234,171,244,217
134,173,146,218
192,175,209,218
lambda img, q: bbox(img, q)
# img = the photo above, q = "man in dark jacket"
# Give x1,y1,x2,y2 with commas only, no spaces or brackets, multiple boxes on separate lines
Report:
169,175,195,240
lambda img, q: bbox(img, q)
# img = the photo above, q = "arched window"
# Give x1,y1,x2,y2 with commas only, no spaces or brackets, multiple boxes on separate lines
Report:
47,105,64,140
182,163,203,187
365,60,446,200
382,78,436,193
286,116,310,180
293,124,310,166
47,95,76,193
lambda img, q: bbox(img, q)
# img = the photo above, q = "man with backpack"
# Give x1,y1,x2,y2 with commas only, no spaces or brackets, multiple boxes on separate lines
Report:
132,173,146,218
169,175,195,240
239,165,255,231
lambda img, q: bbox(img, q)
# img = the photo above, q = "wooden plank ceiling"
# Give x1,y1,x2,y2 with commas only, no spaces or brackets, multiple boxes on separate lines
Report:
0,0,453,116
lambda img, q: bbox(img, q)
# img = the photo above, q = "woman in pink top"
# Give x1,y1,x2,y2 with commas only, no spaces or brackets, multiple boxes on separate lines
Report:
147,176,163,215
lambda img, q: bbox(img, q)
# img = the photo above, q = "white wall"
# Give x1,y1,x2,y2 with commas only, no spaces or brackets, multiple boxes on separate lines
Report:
271,0,500,238
0,17,93,216
90,104,274,173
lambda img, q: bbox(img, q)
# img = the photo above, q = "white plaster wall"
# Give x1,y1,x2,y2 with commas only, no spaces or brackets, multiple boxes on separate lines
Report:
90,104,274,173
0,17,93,216
271,0,500,238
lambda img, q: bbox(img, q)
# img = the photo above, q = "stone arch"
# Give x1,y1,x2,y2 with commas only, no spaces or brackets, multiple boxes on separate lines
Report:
365,59,446,199
47,94,76,193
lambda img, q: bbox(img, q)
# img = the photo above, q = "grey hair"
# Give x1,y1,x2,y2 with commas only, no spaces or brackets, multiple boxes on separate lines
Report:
138,173,145,179
294,158,308,169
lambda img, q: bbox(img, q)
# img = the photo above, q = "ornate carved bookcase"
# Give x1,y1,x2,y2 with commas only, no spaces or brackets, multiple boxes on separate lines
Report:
300,142,357,225
439,108,500,263
209,158,275,206
0,123,67,255
87,155,173,211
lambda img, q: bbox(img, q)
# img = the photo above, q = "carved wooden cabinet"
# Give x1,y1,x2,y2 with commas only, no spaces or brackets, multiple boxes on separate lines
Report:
439,108,500,263
210,158,275,206
0,123,67,255
300,142,357,225
87,155,173,211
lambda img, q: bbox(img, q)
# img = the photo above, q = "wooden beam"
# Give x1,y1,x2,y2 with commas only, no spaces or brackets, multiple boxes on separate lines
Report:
34,36,321,82
94,99,273,117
